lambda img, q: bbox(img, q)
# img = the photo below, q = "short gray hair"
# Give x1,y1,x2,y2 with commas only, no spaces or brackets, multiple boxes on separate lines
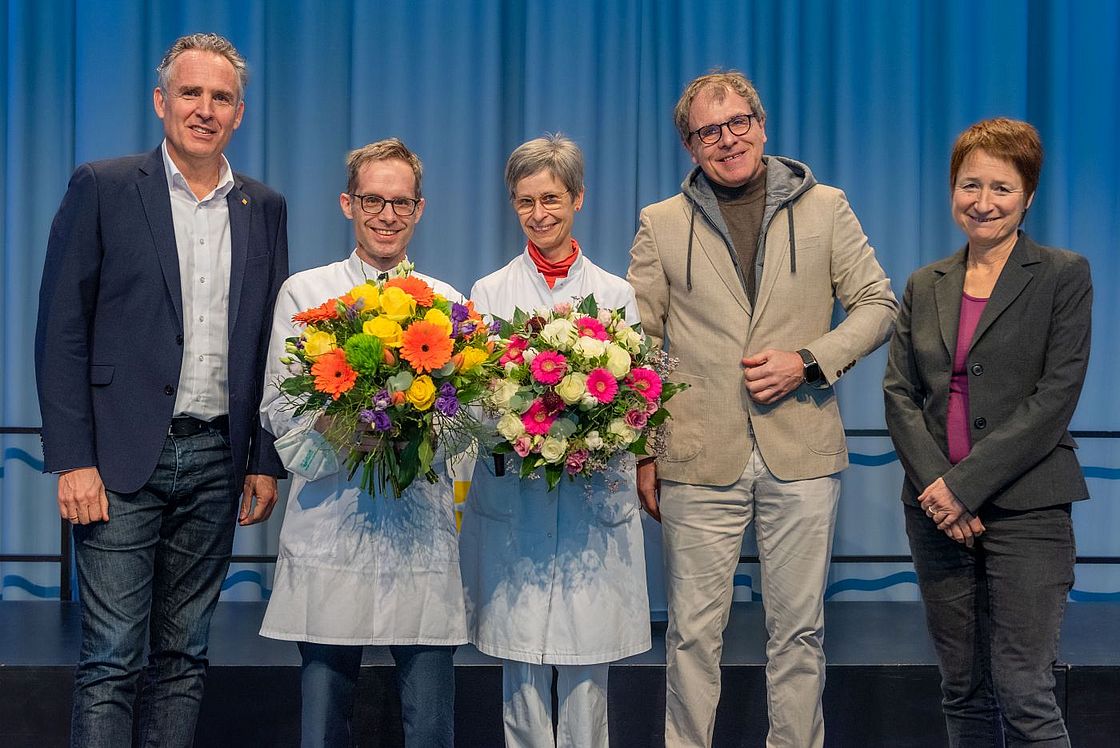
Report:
504,133,584,197
674,70,766,143
156,33,248,102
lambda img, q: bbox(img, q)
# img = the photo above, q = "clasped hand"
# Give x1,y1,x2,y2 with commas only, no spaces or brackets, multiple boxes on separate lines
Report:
918,477,986,547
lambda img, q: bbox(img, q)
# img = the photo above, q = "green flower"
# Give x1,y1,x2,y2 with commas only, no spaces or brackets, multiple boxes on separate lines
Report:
344,334,383,375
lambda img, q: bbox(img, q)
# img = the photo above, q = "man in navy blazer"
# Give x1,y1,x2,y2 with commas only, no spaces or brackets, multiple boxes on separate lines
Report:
34,33,288,747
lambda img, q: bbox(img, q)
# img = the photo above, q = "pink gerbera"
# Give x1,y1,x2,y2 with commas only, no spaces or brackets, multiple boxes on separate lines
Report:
625,367,663,402
521,400,557,435
585,368,619,403
530,350,568,385
575,316,609,341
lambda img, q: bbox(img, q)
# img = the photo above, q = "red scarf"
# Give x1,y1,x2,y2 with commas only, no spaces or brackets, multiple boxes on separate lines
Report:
527,239,580,288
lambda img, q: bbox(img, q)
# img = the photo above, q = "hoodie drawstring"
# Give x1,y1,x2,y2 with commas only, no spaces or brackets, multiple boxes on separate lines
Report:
787,205,796,273
686,200,697,292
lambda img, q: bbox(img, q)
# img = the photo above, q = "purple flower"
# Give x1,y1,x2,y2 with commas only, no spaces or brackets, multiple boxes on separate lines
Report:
439,382,457,398
450,303,470,323
358,409,377,424
435,395,460,417
371,410,392,432
489,320,503,335
566,449,590,475
371,389,392,410
459,320,477,337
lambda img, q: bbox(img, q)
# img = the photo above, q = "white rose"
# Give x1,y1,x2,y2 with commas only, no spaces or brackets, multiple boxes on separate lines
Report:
604,343,632,377
489,379,521,409
608,418,638,445
540,436,568,463
572,336,608,360
540,319,578,350
497,412,527,440
615,325,643,353
585,430,604,451
555,372,588,405
522,347,539,365
597,309,613,325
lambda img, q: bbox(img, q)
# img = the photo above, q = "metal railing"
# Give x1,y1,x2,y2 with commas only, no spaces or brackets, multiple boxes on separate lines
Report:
4,426,1120,600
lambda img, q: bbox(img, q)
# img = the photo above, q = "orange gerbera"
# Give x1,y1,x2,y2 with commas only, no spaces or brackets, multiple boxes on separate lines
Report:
384,276,435,307
310,348,358,396
292,299,339,325
399,320,453,373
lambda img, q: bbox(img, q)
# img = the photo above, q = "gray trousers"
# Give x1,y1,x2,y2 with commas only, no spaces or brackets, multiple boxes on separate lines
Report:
905,502,1074,747
660,447,840,748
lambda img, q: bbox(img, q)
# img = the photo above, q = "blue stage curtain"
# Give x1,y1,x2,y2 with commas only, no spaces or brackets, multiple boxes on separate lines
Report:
3,0,1118,601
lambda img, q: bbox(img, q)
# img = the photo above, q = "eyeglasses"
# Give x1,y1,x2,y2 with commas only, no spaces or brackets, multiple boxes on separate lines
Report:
688,114,759,145
349,193,421,216
513,190,570,215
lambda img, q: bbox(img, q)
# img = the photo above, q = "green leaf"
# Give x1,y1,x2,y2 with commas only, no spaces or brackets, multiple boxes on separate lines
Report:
491,442,514,455
279,375,314,395
544,463,564,491
519,454,541,478
576,295,599,316
629,435,649,455
418,436,435,476
647,408,669,427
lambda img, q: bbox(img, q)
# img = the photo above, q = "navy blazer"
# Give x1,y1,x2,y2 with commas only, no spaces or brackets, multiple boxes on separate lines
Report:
883,233,1092,513
35,147,289,493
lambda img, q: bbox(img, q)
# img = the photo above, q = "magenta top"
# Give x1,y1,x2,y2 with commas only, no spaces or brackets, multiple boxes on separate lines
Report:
947,292,988,464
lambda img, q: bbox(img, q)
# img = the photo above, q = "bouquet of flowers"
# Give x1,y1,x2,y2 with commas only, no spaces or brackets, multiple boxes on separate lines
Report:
484,295,686,490
276,261,493,497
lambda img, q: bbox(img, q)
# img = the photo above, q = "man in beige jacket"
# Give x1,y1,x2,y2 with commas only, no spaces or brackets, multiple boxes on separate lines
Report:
627,71,897,747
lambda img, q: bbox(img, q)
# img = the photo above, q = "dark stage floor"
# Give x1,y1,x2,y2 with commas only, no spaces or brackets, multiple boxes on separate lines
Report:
2,601,1117,746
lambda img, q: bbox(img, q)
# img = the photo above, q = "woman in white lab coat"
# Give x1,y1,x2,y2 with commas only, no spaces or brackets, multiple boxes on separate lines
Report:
460,134,650,748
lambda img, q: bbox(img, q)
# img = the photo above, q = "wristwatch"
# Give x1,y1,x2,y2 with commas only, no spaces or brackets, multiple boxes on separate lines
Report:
797,348,823,385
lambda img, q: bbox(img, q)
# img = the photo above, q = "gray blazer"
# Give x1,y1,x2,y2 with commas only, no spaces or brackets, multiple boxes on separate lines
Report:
883,233,1092,512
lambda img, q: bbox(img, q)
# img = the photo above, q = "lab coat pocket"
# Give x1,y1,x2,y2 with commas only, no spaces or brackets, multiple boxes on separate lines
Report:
582,453,638,527
468,457,516,521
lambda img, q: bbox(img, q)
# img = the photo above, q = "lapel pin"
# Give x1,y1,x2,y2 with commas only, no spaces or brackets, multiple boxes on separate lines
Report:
241,197,249,205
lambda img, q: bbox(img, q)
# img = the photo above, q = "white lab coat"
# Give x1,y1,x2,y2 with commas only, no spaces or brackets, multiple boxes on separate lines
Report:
259,251,468,646
460,248,651,664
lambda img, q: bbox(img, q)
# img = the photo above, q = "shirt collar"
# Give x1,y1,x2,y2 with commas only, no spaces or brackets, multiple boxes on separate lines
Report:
161,140,235,202
348,249,410,281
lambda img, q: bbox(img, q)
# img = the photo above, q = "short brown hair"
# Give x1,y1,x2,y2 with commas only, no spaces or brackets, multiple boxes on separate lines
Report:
345,138,423,197
157,33,248,103
674,70,766,143
949,118,1043,198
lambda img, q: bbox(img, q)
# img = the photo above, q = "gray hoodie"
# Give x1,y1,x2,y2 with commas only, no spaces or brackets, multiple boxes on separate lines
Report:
681,155,816,302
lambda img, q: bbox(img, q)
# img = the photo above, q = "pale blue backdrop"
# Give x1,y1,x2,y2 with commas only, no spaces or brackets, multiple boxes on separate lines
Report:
2,0,1118,603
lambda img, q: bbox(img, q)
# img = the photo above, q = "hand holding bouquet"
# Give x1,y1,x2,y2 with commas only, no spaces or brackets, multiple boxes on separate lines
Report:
485,295,686,490
276,261,493,497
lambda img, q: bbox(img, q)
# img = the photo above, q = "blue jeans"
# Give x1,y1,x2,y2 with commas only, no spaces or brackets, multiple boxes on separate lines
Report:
299,642,456,748
70,429,237,748
905,502,1075,748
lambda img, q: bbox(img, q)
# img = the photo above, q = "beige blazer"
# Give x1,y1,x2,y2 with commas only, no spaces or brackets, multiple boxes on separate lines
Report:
628,183,896,485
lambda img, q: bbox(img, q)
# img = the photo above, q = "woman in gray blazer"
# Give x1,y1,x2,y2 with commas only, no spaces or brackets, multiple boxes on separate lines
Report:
884,118,1091,747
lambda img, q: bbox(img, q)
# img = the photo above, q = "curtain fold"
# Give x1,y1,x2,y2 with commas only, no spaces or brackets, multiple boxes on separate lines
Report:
2,0,1117,602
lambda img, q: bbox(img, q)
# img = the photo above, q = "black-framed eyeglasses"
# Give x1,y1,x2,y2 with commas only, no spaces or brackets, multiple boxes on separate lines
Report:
350,193,421,216
688,114,759,145
512,190,570,215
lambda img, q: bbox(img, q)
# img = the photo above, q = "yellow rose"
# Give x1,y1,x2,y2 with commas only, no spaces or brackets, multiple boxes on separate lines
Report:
302,329,337,358
555,372,588,405
406,375,437,410
424,308,453,336
363,316,404,347
379,286,417,322
348,282,380,314
456,346,489,372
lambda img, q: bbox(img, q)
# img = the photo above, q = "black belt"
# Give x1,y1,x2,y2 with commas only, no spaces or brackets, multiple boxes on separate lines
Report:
168,414,229,437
